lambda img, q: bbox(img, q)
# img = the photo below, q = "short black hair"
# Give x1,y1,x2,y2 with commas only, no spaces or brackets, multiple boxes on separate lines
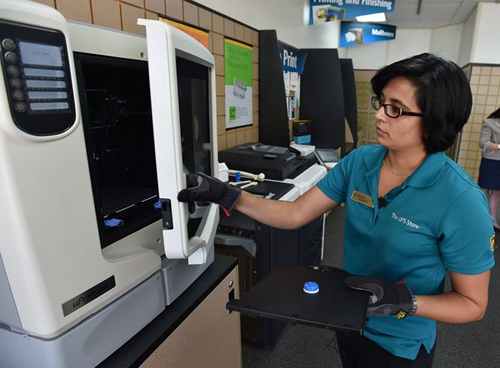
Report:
371,53,472,154
488,108,500,119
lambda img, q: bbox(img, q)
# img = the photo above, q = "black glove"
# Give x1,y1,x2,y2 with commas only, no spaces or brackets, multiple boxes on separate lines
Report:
177,172,242,212
345,276,416,319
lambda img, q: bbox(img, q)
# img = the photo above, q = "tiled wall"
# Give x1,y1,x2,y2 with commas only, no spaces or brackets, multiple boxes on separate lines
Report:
354,70,377,146
354,66,500,182
460,65,500,179
32,0,260,151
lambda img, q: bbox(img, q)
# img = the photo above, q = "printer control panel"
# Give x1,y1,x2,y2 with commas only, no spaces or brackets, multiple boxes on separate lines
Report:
0,20,75,136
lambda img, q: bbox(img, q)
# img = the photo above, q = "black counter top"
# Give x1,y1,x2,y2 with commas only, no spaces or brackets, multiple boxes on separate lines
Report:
97,255,238,368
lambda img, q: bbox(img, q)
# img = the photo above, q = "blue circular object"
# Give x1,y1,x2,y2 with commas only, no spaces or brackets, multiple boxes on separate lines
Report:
303,281,319,294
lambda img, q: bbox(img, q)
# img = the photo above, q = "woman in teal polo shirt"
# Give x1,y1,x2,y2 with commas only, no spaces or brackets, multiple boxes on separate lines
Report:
178,53,495,367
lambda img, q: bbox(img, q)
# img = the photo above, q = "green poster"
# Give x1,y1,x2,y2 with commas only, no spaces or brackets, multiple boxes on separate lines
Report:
224,39,253,129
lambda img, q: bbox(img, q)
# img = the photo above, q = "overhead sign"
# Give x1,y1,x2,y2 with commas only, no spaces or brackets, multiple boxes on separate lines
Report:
340,21,396,47
309,0,395,24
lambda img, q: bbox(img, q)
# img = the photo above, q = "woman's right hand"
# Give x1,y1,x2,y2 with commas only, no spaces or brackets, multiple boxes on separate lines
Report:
177,173,242,211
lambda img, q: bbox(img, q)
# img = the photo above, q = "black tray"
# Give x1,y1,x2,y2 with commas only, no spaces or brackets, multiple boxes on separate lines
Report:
227,266,369,332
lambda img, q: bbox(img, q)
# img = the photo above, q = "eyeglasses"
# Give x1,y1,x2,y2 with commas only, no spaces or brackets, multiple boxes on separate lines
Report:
371,95,424,119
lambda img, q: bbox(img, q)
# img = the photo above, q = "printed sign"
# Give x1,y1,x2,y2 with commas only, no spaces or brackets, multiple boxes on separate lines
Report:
278,43,307,120
340,21,396,47
309,0,395,24
225,39,253,129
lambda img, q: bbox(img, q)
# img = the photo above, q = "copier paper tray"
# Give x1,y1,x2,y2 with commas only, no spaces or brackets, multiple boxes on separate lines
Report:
227,266,369,332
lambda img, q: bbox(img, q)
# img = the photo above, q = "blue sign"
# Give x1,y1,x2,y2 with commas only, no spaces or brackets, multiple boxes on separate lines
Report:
309,0,395,24
278,43,307,74
340,21,396,47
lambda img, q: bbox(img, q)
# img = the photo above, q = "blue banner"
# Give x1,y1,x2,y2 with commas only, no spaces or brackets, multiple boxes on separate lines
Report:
339,21,396,47
278,43,307,74
309,0,395,24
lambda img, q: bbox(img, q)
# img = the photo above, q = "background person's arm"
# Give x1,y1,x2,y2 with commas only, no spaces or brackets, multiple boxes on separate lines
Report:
235,186,338,230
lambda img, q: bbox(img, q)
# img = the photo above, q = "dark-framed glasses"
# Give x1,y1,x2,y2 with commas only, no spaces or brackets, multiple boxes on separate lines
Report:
371,95,424,119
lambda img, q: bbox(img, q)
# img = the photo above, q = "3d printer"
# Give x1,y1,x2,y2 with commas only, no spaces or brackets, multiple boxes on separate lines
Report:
0,1,220,367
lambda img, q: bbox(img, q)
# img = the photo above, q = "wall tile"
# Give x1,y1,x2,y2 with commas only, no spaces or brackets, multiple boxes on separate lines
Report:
166,0,183,20
226,131,237,149
234,23,244,41
145,0,165,14
198,7,212,30
217,115,225,134
57,0,92,23
32,0,55,7
252,46,259,63
146,11,159,20
92,0,121,30
216,76,225,96
243,27,253,44
253,63,258,80
218,134,226,151
122,0,144,7
212,33,224,55
121,3,146,35
216,96,225,116
212,13,224,33
183,1,198,26
223,18,235,38
215,54,224,76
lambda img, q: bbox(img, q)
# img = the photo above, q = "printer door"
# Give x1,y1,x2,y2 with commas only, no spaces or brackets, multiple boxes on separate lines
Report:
142,19,219,264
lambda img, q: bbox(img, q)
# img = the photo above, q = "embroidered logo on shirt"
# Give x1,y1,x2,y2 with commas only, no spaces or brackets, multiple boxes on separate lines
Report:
351,191,374,208
490,234,496,252
392,212,420,230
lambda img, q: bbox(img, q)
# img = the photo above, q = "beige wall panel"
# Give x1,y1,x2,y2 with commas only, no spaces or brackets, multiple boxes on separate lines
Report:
234,23,244,41
146,11,159,20
122,0,144,7
243,27,253,45
216,76,225,96
212,13,224,33
183,1,198,26
218,134,226,151
250,30,259,46
32,0,55,7
215,54,224,76
212,33,224,56
92,0,121,30
207,32,213,53
249,127,258,143
57,0,92,23
253,63,258,80
217,115,225,135
216,96,225,117
223,18,235,38
145,0,165,14
252,80,258,96
165,0,183,20
198,7,212,30
226,131,237,149
121,3,146,35
252,46,259,64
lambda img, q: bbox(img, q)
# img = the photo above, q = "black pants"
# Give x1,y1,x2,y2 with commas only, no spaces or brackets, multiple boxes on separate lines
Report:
336,331,435,368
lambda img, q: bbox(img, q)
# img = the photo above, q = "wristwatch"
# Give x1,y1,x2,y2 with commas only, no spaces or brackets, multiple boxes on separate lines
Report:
396,293,418,320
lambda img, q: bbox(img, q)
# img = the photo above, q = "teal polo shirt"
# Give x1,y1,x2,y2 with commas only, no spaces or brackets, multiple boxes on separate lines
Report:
317,144,495,360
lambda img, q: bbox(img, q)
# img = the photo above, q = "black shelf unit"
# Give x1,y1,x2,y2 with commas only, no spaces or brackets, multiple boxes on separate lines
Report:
258,30,290,147
340,58,358,147
300,48,345,150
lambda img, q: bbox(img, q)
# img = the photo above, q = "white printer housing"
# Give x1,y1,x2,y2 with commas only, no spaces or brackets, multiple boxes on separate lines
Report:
0,1,219,366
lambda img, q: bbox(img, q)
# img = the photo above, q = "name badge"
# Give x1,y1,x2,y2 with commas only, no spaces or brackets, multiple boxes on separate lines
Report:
351,191,373,208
